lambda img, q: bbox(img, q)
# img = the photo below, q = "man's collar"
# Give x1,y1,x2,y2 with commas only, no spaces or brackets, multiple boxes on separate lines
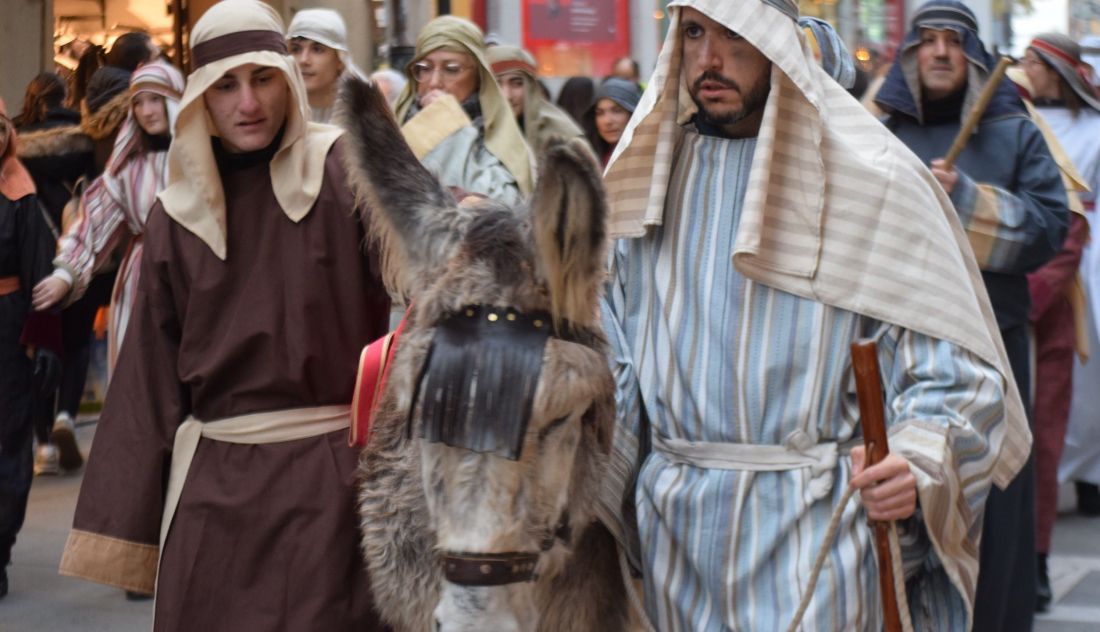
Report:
212,124,286,173
920,87,967,124
689,114,761,140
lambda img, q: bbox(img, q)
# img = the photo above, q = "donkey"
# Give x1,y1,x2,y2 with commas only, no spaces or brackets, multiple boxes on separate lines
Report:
339,78,631,631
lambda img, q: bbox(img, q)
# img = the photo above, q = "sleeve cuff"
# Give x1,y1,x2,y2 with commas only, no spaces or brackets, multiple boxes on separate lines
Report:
948,170,978,221
59,529,158,595
52,267,74,286
887,421,980,620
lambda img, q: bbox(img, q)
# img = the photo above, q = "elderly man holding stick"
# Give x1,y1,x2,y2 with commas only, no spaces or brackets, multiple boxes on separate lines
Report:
598,0,1031,629
876,2,1069,629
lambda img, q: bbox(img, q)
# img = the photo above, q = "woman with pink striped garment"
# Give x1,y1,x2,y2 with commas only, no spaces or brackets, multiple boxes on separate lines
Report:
32,60,184,374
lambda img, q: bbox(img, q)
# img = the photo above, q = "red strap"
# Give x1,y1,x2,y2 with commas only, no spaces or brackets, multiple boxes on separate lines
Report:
1030,39,1081,71
349,312,408,447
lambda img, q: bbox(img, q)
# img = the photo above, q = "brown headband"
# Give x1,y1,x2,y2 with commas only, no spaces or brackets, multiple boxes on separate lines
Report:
490,59,536,77
191,30,288,69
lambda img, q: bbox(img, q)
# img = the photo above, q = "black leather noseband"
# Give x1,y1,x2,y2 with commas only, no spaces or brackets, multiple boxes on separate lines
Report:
441,552,540,586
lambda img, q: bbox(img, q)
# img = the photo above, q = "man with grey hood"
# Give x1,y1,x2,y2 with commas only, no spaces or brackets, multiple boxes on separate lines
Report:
876,2,1069,628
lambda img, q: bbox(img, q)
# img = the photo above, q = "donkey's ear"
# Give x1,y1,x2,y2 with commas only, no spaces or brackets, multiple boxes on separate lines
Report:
337,75,449,221
530,139,608,328
337,76,458,293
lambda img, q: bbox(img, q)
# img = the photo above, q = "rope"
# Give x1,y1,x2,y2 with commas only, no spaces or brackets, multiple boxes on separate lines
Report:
785,486,914,632
617,543,658,632
888,521,915,632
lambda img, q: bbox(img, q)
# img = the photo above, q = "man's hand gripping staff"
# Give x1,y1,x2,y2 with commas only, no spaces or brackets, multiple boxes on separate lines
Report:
786,340,915,632
849,340,914,632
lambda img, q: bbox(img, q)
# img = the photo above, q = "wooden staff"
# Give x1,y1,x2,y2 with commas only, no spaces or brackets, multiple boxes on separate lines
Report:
850,340,903,632
942,56,1014,170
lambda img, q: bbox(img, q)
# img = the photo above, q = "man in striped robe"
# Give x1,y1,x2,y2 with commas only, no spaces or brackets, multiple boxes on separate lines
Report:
597,1,1034,630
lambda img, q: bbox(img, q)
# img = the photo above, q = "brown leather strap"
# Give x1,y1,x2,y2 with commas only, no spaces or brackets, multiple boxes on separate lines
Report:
0,275,19,296
191,30,288,69
441,552,540,587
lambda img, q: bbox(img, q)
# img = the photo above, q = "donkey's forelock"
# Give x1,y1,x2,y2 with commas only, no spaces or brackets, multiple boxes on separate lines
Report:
460,209,532,287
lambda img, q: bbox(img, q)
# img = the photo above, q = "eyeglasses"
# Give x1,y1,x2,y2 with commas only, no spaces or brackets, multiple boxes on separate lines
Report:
412,61,472,83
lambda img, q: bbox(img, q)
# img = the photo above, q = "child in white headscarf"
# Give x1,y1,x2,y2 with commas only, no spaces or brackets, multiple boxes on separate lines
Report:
287,8,367,123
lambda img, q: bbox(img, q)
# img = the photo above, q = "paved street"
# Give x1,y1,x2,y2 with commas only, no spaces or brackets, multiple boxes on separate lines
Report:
1,420,151,631
1,419,1098,631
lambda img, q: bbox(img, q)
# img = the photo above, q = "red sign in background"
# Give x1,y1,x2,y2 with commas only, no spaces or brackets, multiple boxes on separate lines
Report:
522,0,631,78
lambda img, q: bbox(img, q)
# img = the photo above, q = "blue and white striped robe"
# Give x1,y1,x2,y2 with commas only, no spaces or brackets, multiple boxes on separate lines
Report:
602,129,1005,631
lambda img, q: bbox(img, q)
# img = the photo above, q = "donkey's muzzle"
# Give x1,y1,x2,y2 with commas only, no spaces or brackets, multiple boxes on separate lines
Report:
441,551,540,586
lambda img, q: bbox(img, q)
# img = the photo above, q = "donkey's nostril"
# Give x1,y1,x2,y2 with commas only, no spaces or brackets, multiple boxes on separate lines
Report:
435,619,443,632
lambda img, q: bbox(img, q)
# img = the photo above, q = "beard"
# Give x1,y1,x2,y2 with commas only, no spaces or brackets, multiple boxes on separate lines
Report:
690,70,771,128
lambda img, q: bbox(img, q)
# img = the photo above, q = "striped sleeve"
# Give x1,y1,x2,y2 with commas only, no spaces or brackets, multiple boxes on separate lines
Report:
948,121,1069,275
53,171,129,303
594,246,646,570
875,323,1007,622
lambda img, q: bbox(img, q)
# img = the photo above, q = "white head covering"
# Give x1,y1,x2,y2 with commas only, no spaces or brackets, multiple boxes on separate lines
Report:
287,8,368,81
159,0,343,260
605,3,1031,620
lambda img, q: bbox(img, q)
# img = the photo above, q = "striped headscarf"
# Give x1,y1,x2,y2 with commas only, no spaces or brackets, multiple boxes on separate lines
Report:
106,60,184,176
1028,32,1100,112
603,0,1031,617
762,0,797,19
486,44,584,156
799,16,856,89
1081,35,1100,87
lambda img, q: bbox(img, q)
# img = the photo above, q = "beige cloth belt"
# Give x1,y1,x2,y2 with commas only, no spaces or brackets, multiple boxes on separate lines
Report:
652,430,859,501
158,405,351,551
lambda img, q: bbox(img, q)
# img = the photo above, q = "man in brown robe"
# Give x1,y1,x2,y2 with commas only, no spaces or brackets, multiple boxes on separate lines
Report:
57,1,390,629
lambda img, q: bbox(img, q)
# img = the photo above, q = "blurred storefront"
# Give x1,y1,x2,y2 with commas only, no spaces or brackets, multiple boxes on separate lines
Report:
1070,0,1100,37
53,0,173,67
396,0,655,80
521,0,631,78
798,0,906,69
182,0,383,73
2,0,384,115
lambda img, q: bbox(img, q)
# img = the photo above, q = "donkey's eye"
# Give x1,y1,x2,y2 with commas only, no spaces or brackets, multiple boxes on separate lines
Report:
537,414,571,442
